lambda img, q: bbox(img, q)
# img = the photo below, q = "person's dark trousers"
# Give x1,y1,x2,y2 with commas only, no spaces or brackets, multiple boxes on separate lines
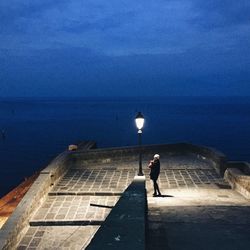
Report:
153,180,161,196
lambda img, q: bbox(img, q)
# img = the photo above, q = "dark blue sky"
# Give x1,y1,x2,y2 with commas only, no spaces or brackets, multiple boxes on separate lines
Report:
0,0,250,97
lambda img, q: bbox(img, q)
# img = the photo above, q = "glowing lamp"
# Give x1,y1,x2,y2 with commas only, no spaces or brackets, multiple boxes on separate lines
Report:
135,112,144,132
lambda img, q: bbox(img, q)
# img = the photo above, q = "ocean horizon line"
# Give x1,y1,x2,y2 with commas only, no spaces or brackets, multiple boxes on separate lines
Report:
1,95,250,102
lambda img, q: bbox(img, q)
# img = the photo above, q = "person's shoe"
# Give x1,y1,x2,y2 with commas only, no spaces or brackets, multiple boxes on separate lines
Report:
153,193,157,197
157,193,162,197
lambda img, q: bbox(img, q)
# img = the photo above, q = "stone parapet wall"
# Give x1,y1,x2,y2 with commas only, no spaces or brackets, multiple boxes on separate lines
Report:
41,151,72,183
224,161,250,199
69,143,226,175
0,151,70,250
226,161,250,175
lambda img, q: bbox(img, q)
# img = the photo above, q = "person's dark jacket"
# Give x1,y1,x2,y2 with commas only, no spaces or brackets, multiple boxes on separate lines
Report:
149,159,160,180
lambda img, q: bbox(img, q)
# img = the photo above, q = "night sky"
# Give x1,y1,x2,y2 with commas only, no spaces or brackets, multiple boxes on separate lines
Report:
1,0,250,97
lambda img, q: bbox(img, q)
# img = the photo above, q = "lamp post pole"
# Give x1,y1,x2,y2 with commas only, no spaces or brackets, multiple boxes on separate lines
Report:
138,129,143,176
135,112,144,176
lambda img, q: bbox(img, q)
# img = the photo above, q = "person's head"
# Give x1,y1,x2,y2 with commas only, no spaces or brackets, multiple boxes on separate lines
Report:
154,154,160,160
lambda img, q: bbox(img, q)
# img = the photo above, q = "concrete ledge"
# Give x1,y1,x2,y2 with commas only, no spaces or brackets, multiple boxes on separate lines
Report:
29,220,103,226
48,191,123,196
225,162,250,199
41,151,71,176
0,152,71,250
86,176,146,250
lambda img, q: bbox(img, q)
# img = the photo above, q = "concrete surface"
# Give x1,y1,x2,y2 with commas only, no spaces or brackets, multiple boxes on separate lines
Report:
147,165,250,250
86,176,146,250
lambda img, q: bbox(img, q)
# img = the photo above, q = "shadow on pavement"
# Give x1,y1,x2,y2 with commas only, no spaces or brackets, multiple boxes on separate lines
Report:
152,194,174,198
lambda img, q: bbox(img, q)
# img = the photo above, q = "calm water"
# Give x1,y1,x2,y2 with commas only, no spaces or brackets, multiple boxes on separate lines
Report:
0,96,250,196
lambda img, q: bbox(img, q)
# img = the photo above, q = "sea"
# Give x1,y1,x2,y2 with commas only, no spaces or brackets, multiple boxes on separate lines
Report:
0,96,250,197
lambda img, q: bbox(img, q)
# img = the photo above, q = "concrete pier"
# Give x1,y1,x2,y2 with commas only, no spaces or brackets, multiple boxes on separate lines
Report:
0,142,249,249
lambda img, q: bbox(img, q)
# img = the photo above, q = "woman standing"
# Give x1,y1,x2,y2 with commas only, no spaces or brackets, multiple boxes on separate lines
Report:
148,154,162,197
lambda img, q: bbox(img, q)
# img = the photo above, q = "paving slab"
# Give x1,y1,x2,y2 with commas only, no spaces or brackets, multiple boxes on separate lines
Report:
52,169,136,194
31,195,119,224
145,168,228,190
17,226,99,250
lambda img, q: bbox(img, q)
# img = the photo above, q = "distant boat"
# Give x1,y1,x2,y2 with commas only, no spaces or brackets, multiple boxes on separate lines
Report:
1,130,6,139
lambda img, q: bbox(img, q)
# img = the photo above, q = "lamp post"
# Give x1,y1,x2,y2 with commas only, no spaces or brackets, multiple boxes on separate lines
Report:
135,112,145,176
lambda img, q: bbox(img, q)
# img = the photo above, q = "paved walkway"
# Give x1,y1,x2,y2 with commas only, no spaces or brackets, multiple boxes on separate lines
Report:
17,169,136,250
16,154,250,249
51,168,135,194
146,156,250,250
